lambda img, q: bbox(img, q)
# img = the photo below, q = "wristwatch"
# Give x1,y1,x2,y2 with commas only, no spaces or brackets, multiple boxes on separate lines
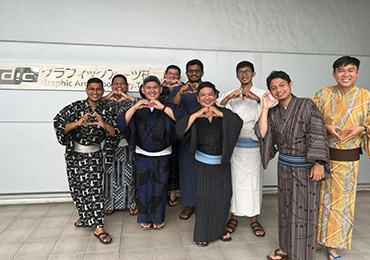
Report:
363,126,368,134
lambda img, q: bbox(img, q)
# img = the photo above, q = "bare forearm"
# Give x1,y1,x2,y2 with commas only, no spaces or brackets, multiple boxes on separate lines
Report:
163,106,176,121
174,92,182,105
65,122,78,133
220,96,230,106
184,114,198,133
125,106,137,124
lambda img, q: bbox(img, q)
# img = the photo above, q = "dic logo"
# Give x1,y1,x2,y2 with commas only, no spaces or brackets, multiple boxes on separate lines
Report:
0,67,39,85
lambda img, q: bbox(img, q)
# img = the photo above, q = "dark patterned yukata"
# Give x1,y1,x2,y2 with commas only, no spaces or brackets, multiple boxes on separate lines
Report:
176,107,242,242
117,102,185,224
104,99,139,212
54,99,118,228
254,96,330,260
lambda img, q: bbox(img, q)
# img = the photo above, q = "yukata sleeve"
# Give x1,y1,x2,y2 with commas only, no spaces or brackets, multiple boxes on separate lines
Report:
221,108,243,163
254,113,277,169
53,103,74,146
167,85,182,104
102,106,120,169
166,102,186,121
117,110,137,151
306,100,331,178
176,115,197,156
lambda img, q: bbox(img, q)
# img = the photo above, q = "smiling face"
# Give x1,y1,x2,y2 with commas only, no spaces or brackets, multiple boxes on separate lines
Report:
269,78,292,102
142,81,162,101
186,64,204,83
111,76,128,93
333,64,360,91
237,66,255,86
197,87,216,107
86,82,104,103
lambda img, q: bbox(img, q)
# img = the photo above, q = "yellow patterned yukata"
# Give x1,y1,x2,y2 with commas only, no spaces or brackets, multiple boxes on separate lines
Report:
312,85,370,249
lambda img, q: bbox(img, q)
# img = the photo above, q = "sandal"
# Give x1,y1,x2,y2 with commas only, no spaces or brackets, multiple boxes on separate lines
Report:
94,232,112,244
129,206,138,216
267,248,288,260
328,253,342,260
179,206,195,220
104,210,114,215
141,223,153,230
74,219,83,228
168,197,178,207
226,219,238,233
220,233,232,242
153,223,165,230
196,242,208,247
251,221,265,237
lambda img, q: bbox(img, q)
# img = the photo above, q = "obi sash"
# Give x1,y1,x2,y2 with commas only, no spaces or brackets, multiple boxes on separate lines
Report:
235,138,260,148
278,153,314,168
195,150,222,165
74,142,101,153
329,147,361,161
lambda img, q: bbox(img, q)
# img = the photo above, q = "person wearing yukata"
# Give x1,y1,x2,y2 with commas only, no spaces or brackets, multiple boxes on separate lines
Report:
255,71,330,260
176,81,243,247
217,61,267,237
168,59,219,220
313,56,370,260
102,74,140,216
117,75,185,230
54,77,118,244
159,65,182,207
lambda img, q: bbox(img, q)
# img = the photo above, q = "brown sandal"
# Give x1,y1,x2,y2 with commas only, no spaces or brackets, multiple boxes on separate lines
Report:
251,221,265,237
179,206,195,220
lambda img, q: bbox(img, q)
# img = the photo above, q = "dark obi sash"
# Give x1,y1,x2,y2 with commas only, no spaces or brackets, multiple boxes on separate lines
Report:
235,138,260,149
195,150,222,165
278,153,314,168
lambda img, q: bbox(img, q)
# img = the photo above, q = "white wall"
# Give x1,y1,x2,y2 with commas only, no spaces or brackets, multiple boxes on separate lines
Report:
1,0,370,198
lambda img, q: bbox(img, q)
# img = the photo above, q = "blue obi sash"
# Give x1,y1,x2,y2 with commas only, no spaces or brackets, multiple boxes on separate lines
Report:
278,153,314,168
235,138,260,148
195,150,222,165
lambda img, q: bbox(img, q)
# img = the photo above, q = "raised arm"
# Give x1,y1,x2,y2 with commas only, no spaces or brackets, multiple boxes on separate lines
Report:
259,93,277,138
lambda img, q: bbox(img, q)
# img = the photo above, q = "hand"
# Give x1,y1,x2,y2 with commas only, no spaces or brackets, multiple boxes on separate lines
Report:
167,80,181,91
134,99,150,110
208,106,223,118
341,126,365,143
148,99,164,110
262,92,277,109
241,89,260,102
326,124,343,142
75,113,93,127
93,113,107,128
180,83,197,95
310,162,325,181
228,89,242,100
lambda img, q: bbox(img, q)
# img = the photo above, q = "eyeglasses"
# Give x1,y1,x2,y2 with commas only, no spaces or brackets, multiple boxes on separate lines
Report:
237,69,252,76
187,69,202,74
166,72,180,77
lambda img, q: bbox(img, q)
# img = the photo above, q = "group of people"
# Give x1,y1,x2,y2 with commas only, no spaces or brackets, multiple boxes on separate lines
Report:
54,56,370,260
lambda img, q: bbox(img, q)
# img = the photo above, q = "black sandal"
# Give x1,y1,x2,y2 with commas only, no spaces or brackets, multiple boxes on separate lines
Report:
196,241,208,247
168,197,178,207
226,219,238,233
94,232,112,244
267,248,288,259
251,221,265,237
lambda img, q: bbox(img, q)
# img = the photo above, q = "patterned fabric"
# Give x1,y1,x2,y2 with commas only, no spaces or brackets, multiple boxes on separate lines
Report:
136,153,171,224
313,86,370,249
54,99,118,228
104,99,138,211
255,96,330,260
117,101,185,224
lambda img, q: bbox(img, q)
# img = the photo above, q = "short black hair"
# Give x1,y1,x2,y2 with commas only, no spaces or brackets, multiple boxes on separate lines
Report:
186,59,204,72
332,56,360,71
165,65,181,75
143,75,161,87
111,74,128,85
266,71,291,91
197,81,216,95
87,77,103,88
236,61,255,73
